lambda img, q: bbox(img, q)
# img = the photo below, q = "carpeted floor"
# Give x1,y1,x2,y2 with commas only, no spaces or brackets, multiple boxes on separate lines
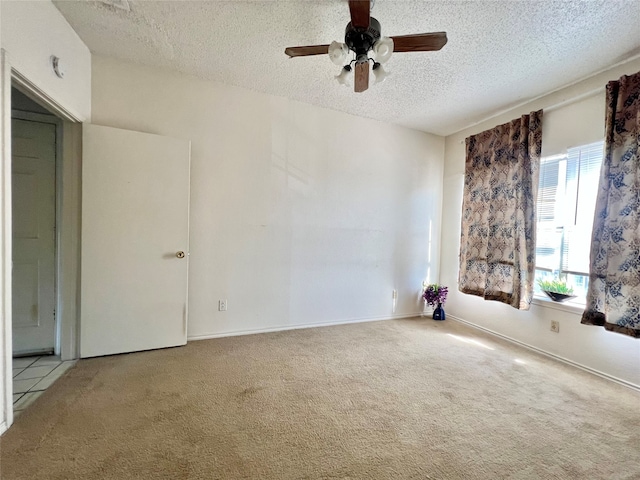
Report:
1,318,639,479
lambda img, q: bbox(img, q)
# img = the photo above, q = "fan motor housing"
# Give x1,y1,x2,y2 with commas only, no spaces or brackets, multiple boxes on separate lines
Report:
345,16,381,60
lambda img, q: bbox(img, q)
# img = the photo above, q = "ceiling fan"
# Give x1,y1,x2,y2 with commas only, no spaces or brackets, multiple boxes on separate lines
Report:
284,0,447,93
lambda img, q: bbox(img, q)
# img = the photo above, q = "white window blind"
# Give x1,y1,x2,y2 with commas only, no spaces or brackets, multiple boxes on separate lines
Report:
536,155,563,272
535,141,604,300
562,142,603,275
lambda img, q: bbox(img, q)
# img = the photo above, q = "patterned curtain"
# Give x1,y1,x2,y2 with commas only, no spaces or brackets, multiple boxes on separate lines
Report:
458,111,543,310
582,73,640,338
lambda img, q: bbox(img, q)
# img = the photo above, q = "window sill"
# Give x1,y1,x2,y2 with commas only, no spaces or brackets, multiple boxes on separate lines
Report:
531,296,584,316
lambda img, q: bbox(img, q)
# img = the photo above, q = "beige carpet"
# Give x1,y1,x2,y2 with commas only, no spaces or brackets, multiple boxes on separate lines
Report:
1,318,639,479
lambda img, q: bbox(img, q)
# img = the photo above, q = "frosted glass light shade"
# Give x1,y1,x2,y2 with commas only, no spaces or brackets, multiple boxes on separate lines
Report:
328,41,349,66
373,63,389,84
335,65,353,86
373,37,394,64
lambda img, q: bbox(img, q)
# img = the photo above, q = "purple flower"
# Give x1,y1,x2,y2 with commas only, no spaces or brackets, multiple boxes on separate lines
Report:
422,284,448,307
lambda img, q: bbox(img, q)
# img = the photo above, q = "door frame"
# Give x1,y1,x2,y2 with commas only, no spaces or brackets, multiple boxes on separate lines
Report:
1,49,84,433
10,110,63,357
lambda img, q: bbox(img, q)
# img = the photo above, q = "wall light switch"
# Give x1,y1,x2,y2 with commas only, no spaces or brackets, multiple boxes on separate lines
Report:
219,299,227,312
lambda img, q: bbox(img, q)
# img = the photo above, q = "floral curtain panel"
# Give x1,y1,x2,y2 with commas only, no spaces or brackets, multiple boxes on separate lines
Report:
582,73,640,338
458,111,543,310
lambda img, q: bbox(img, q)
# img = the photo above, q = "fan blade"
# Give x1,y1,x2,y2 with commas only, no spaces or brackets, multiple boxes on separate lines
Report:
285,45,330,57
390,32,448,53
354,62,369,93
349,0,370,29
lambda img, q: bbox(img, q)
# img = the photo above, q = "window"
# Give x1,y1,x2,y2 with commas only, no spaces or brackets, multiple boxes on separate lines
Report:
534,141,604,303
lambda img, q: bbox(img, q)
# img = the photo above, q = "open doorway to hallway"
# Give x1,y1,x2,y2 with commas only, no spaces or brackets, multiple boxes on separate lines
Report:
10,88,76,417
12,88,58,356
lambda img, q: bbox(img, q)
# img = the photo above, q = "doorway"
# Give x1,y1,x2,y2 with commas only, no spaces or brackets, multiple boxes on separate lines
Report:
9,88,80,417
1,55,84,432
11,88,60,357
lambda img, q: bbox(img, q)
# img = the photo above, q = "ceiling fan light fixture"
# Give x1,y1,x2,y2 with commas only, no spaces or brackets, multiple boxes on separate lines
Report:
284,1,448,93
328,41,349,66
372,62,389,84
335,65,353,86
372,36,394,64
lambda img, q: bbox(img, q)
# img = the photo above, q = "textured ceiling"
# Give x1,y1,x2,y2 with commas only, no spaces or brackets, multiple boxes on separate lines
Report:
53,0,640,136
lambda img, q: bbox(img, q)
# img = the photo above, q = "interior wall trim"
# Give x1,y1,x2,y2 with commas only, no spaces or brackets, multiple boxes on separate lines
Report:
448,314,640,393
11,68,84,123
187,312,424,342
0,420,7,435
1,49,14,433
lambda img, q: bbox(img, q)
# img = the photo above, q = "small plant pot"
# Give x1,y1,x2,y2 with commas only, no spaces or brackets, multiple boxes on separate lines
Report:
543,291,577,303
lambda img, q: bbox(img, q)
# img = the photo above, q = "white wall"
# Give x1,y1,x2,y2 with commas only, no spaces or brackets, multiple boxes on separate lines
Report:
441,58,640,388
91,55,445,339
1,0,91,121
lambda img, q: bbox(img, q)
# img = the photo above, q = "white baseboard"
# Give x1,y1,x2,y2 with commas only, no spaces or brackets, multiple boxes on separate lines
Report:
448,314,640,393
187,312,422,342
0,420,7,435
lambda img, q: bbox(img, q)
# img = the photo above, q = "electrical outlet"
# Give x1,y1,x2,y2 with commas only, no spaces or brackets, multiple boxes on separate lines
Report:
218,299,227,312
550,320,559,333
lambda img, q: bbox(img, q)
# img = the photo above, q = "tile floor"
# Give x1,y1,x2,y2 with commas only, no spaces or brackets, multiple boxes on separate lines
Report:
12,355,76,417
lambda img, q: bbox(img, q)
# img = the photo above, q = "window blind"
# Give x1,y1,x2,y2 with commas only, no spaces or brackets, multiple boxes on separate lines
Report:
534,141,604,301
536,155,564,272
562,142,604,275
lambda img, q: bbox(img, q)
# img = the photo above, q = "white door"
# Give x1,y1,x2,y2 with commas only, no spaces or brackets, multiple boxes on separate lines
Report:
12,118,57,355
81,125,190,358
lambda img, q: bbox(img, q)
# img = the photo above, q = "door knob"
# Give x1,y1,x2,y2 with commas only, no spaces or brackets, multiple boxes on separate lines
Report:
176,251,185,259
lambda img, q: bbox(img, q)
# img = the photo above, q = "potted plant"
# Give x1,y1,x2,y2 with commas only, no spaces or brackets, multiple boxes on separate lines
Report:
537,278,576,303
422,283,448,320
